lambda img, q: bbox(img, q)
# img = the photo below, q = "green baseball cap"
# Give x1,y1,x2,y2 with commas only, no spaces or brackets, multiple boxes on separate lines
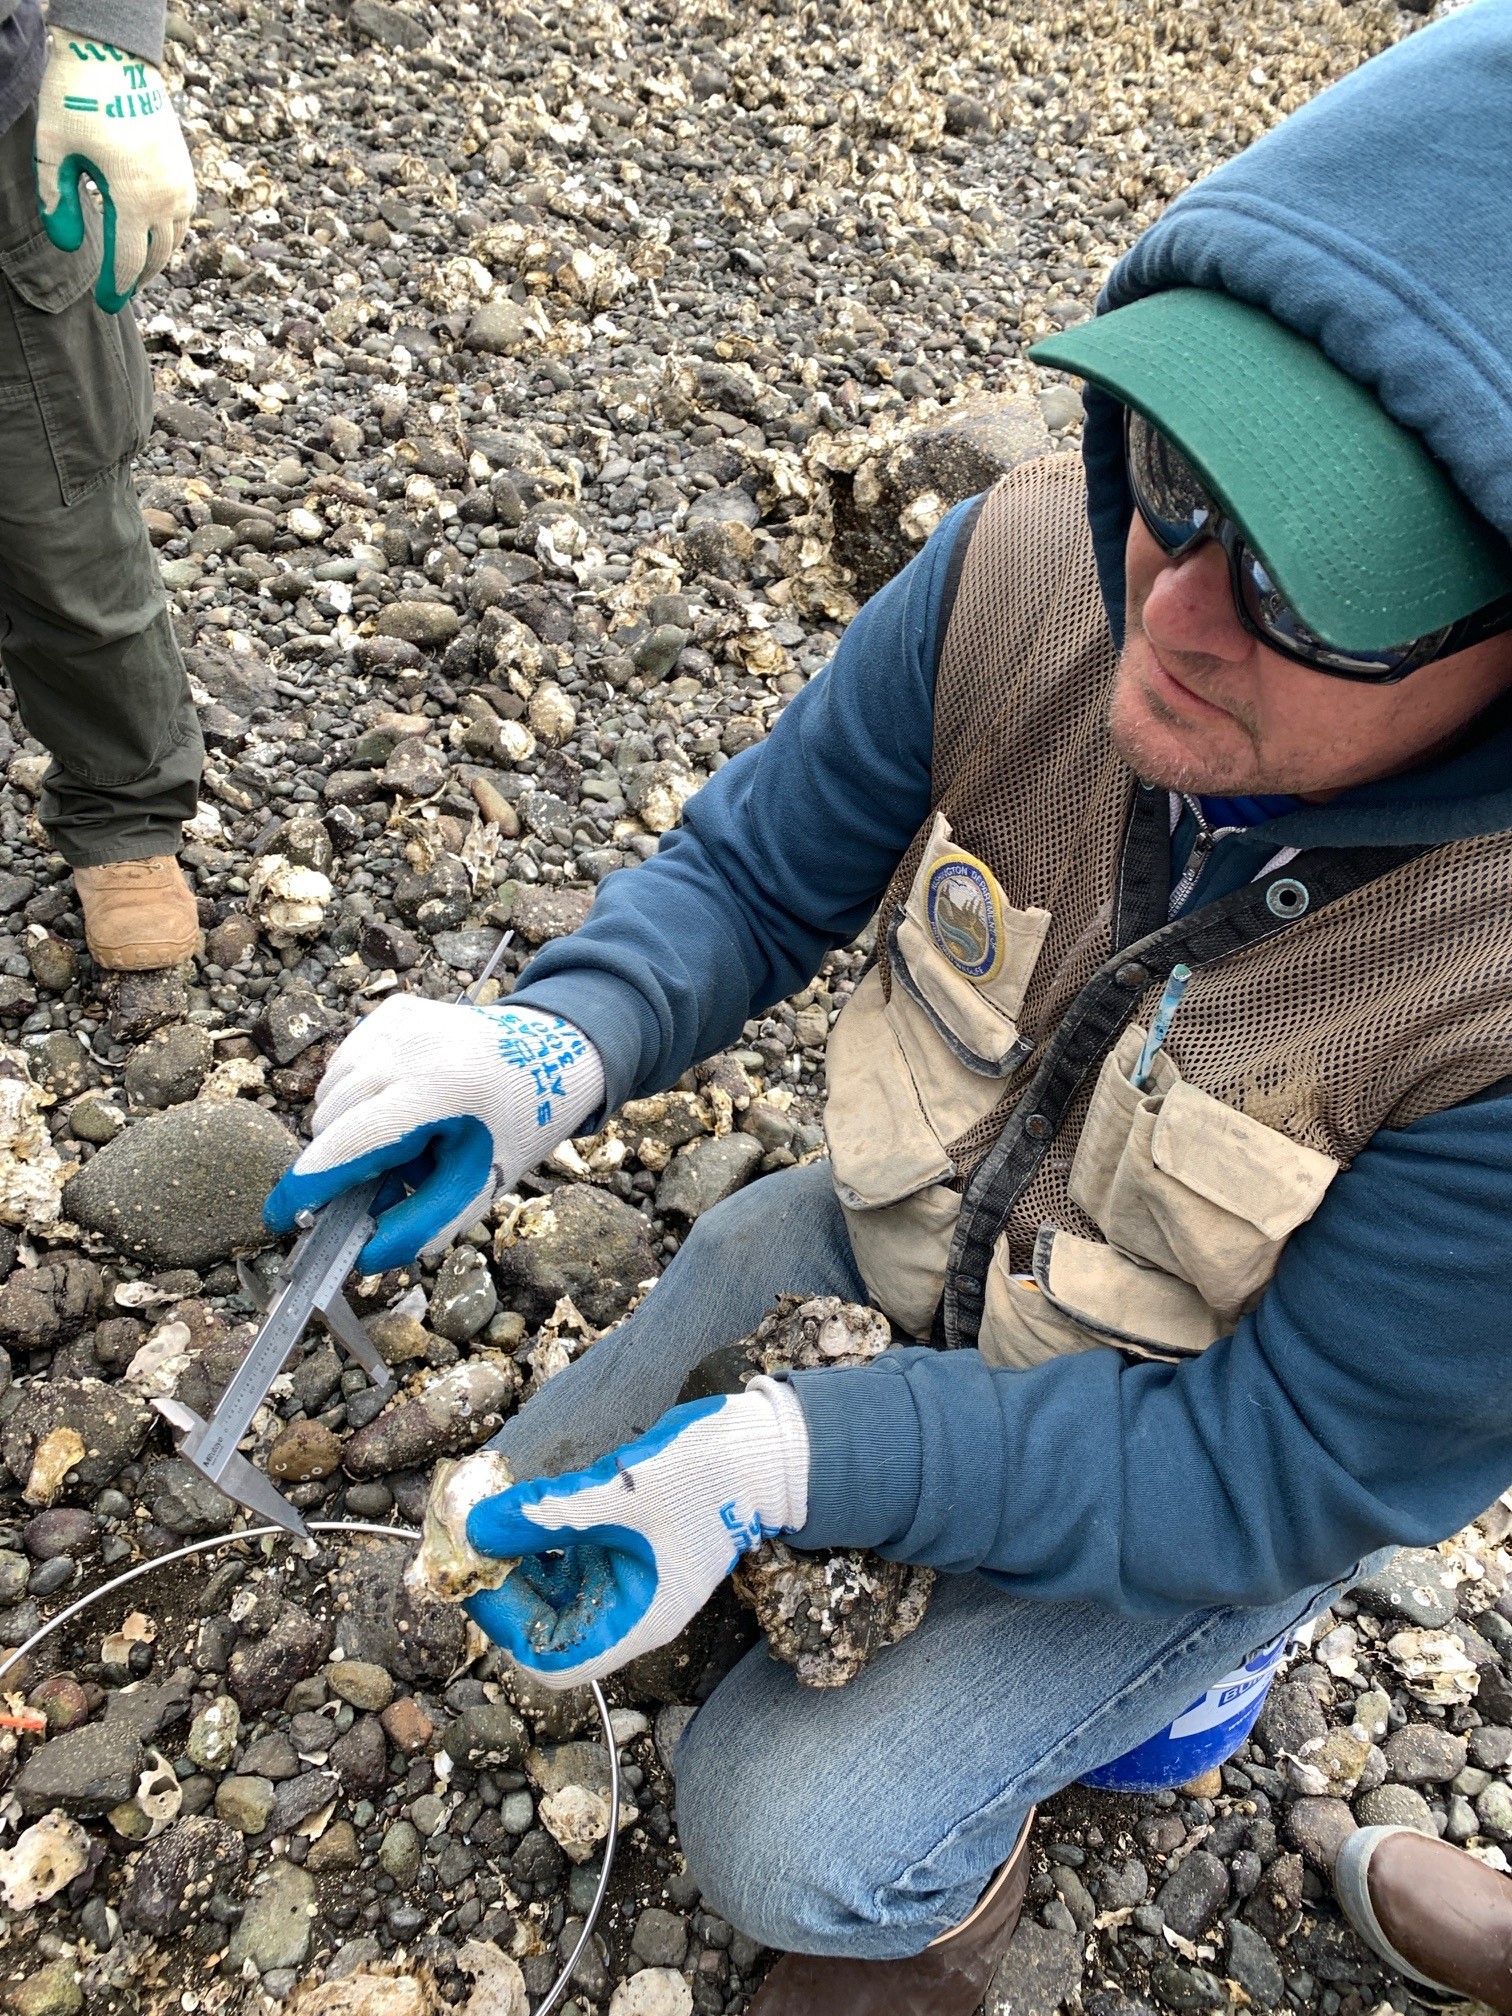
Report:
1030,288,1512,653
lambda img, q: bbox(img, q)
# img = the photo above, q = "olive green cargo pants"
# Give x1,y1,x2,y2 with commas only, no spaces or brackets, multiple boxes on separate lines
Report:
0,102,202,867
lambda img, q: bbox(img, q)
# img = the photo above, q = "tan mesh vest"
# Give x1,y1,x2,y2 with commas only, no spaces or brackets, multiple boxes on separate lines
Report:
823,455,1512,1366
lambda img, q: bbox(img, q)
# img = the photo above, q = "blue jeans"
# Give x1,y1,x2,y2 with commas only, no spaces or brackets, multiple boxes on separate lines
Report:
490,1161,1364,1960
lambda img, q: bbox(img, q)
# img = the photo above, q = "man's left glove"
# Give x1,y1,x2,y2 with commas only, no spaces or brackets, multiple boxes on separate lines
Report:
465,1380,811,1689
35,28,196,312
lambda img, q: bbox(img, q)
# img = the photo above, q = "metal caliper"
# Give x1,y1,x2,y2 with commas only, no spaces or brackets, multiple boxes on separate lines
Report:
155,937,512,1540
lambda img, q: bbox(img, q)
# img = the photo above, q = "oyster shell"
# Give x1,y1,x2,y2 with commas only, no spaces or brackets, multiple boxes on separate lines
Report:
406,1449,518,1605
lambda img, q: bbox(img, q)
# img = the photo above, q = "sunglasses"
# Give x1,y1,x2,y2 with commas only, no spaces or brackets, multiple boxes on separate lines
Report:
1124,409,1512,683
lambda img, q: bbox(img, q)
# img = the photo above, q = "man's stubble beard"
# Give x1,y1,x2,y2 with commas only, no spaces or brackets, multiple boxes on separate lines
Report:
1107,631,1272,795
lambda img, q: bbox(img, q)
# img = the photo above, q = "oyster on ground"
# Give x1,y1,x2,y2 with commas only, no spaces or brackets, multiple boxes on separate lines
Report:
680,1295,935,1688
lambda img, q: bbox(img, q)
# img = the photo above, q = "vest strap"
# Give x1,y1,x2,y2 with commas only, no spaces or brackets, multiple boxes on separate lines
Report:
1112,780,1171,950
937,842,1432,1352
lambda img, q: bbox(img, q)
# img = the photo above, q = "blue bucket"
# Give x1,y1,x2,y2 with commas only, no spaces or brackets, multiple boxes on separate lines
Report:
1080,1633,1287,1795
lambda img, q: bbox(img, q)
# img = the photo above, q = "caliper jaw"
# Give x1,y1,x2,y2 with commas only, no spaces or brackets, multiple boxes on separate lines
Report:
155,1177,393,1537
155,1397,315,1538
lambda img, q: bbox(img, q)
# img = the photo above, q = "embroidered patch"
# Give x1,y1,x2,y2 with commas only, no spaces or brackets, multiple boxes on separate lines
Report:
925,851,1006,983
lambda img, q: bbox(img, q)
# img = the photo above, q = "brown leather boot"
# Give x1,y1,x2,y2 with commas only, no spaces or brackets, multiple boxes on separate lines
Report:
1335,1825,1512,2013
75,856,200,970
747,1809,1035,2015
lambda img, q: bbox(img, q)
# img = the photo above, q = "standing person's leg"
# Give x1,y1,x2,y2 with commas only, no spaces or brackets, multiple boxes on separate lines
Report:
674,1562,1359,1979
488,1159,868,1482
0,103,202,967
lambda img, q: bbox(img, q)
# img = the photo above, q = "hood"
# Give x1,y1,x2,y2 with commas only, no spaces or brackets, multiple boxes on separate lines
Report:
1070,0,1512,844
1082,0,1512,657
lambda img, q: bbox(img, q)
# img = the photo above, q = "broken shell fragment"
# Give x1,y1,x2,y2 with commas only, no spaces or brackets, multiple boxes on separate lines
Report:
0,1048,68,1232
108,1747,182,1841
528,681,577,747
0,1811,90,1911
246,853,334,939
538,1784,612,1863
494,717,536,764
101,1611,157,1668
406,1449,517,1605
1385,1627,1480,1706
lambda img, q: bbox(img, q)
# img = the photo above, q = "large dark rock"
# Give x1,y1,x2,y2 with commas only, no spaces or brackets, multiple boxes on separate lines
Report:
1156,1850,1229,1941
1,1380,152,1496
14,1720,142,1814
830,399,1054,598
63,1101,297,1267
103,1678,191,1743
1254,1679,1328,1760
329,1714,388,1795
655,1134,765,1223
184,643,276,714
122,1025,214,1109
984,1921,1082,2016
271,1769,340,1834
1352,1548,1460,1630
328,1539,469,1684
0,1256,100,1350
492,1185,659,1329
349,0,429,51
228,1604,333,1715
342,1359,517,1476
443,1703,529,1770
119,1816,246,1936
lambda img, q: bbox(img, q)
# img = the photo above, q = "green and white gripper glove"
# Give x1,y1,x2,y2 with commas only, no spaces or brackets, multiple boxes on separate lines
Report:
34,27,197,312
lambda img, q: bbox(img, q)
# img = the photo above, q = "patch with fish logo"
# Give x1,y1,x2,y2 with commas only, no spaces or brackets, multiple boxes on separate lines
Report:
925,851,1006,984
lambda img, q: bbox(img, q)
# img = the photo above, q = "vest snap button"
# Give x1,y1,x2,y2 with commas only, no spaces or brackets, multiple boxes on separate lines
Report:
957,1276,982,1297
1115,961,1150,989
1265,877,1311,919
1025,1112,1052,1140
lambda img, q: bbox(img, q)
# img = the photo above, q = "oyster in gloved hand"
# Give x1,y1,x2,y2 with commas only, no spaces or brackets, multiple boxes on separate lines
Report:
406,1449,518,1604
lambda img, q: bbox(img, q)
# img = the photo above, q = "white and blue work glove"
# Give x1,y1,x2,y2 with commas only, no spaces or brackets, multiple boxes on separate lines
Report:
263,996,605,1274
465,1381,811,1689
34,28,197,312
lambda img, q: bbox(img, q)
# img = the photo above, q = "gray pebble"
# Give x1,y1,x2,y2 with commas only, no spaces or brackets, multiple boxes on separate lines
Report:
1356,1783,1437,1834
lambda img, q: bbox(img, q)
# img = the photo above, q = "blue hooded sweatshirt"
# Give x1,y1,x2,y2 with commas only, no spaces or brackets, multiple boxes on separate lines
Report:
511,0,1512,1615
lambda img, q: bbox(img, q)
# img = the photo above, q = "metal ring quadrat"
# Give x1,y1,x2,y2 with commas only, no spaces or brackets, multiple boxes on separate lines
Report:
0,1522,620,2016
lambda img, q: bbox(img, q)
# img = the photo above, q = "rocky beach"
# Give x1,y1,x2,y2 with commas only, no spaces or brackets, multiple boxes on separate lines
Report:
0,0,1489,2012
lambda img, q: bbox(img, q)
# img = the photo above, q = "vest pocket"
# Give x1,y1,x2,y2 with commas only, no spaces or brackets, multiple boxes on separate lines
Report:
1067,1025,1340,1330
981,1228,1224,1370
824,966,962,1339
826,967,955,1207
890,811,1050,1080
844,1185,962,1343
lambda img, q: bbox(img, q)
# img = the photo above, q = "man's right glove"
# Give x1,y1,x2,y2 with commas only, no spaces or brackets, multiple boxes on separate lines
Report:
263,996,605,1273
34,28,197,311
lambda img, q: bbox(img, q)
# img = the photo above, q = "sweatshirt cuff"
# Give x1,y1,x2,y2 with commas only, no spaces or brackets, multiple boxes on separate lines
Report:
508,967,654,1125
784,1364,923,1553
48,0,166,64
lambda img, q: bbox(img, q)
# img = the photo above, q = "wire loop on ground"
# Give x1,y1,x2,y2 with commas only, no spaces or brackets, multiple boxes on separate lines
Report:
0,1520,618,2016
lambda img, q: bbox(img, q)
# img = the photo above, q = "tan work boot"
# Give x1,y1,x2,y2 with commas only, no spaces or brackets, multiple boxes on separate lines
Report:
74,856,200,970
1335,1825,1512,2013
747,1808,1036,2015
